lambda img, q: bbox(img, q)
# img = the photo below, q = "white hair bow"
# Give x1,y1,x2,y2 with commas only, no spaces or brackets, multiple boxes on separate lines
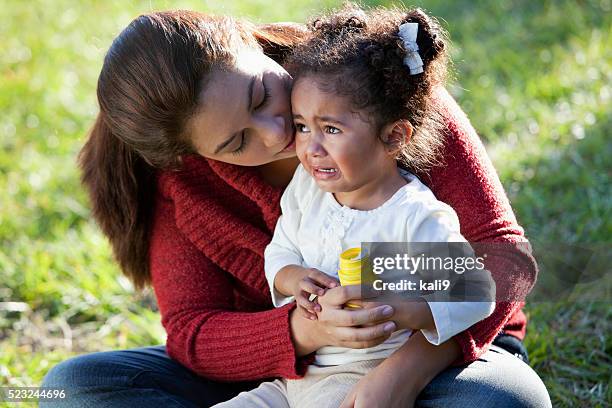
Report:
398,22,423,75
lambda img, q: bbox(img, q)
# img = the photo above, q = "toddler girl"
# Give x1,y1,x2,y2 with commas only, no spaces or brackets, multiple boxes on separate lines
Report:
214,4,494,407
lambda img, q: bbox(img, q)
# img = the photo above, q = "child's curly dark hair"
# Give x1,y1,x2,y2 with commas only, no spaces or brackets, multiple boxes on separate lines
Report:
287,2,450,172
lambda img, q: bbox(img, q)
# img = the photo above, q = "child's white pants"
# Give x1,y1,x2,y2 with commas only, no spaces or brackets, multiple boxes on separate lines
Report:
212,359,383,408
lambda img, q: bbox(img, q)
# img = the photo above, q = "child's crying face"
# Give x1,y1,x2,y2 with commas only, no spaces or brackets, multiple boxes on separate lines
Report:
291,76,392,194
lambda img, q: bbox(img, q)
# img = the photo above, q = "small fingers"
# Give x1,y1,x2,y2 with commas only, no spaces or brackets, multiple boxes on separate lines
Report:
309,269,340,288
299,279,325,297
296,292,318,313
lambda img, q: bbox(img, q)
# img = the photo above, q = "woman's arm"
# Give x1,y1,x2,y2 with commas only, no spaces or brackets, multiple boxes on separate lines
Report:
150,197,311,381
420,87,537,364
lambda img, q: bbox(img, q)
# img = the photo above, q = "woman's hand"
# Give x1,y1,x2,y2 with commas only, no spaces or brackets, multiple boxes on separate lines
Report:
289,284,397,355
315,285,397,348
350,294,435,332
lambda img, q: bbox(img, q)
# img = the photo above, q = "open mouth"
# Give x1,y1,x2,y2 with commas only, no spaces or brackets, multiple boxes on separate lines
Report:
312,166,340,180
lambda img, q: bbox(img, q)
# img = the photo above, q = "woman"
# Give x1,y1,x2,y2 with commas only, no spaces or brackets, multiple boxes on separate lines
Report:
41,9,550,407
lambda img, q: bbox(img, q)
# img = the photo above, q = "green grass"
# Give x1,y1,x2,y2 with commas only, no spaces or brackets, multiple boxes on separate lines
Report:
1,0,610,406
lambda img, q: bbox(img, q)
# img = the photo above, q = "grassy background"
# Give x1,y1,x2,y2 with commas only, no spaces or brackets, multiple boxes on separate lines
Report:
1,0,610,406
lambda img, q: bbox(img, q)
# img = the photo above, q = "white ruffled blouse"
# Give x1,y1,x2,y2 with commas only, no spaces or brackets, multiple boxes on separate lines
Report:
264,164,494,366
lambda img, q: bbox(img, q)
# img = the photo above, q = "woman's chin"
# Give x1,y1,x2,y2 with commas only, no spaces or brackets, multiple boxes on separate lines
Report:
275,148,297,160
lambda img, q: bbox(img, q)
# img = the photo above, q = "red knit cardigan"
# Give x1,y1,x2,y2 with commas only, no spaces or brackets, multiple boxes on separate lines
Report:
149,88,535,382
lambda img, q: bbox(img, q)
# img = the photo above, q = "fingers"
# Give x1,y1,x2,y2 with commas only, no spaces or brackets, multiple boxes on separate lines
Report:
323,305,394,327
319,285,360,306
308,268,339,289
299,278,326,297
346,299,383,309
320,284,379,305
296,291,320,317
351,298,399,314
333,322,397,348
297,304,317,320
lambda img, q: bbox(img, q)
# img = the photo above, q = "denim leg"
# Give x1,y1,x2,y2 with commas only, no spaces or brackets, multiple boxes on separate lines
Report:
40,346,259,408
416,345,551,408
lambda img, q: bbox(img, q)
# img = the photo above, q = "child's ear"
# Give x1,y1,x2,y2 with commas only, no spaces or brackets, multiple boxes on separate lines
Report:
380,120,413,155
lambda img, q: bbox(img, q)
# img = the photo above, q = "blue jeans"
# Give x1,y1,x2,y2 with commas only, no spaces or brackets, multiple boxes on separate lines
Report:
41,337,551,407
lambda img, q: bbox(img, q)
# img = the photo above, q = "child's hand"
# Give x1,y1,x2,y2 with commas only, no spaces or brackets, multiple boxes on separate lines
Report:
294,268,339,320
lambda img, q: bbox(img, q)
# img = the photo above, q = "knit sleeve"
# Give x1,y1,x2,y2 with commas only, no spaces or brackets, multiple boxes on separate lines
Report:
149,196,310,382
424,88,537,365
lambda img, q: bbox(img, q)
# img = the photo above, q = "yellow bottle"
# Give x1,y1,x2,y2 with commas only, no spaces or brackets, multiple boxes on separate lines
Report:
338,247,374,308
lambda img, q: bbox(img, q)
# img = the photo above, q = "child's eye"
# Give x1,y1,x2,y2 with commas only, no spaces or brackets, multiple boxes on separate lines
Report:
325,126,341,134
295,123,310,133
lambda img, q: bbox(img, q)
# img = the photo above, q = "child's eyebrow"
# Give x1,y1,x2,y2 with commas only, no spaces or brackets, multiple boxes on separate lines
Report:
317,115,347,126
292,113,348,126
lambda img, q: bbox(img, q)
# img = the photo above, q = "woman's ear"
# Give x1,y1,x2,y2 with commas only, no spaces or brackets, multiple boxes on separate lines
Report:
380,120,413,156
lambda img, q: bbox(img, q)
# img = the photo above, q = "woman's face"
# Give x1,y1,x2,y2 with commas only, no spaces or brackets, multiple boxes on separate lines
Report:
188,49,297,166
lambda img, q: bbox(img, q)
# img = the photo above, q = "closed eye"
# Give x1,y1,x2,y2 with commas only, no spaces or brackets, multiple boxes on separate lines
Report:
255,81,271,110
231,130,248,155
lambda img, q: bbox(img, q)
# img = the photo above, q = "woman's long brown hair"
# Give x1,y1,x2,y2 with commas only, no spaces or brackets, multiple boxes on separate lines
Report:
79,11,307,290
